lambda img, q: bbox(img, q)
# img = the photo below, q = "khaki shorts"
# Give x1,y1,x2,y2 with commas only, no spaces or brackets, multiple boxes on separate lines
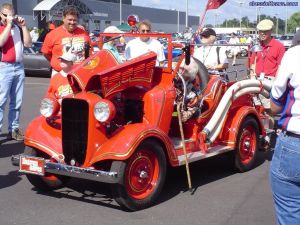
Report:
252,76,275,109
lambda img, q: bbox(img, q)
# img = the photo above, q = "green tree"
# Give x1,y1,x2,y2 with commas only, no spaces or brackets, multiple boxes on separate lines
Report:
288,12,300,33
220,18,240,28
241,16,250,28
219,15,286,34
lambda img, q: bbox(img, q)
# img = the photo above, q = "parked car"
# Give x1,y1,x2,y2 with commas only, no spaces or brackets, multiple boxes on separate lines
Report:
23,42,51,77
12,32,272,211
279,35,294,49
216,40,248,58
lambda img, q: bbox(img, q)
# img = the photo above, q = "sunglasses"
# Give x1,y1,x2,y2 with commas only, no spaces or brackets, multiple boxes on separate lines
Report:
1,12,15,18
1,12,8,17
140,29,150,33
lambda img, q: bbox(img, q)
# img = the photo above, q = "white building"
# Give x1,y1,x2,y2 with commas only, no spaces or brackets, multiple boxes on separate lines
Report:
214,27,256,35
0,0,201,33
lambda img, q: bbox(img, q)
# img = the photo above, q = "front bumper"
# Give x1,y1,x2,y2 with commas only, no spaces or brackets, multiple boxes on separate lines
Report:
11,155,119,184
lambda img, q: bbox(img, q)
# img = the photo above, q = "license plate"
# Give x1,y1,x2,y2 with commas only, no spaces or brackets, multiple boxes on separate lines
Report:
19,155,45,176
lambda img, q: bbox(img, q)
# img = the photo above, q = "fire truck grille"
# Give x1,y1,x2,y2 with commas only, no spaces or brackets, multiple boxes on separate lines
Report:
62,99,89,166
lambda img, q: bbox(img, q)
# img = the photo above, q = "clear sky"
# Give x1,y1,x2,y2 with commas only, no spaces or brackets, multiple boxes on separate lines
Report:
132,0,300,25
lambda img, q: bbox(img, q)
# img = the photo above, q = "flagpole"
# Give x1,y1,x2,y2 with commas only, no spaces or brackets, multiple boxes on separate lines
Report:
186,0,189,28
199,3,209,29
199,7,208,28
199,0,227,29
120,0,122,25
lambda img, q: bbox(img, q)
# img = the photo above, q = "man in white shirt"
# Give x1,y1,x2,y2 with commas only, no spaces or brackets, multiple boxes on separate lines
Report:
193,28,228,74
30,27,39,42
269,44,300,225
228,32,240,66
125,20,165,66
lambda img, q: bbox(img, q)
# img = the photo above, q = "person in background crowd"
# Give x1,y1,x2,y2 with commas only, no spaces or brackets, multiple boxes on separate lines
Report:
103,26,125,63
125,20,165,66
245,34,253,45
41,6,90,77
269,44,300,225
46,51,76,104
30,26,39,42
0,2,32,140
193,28,228,74
37,21,55,42
228,32,240,66
48,22,55,31
239,35,246,44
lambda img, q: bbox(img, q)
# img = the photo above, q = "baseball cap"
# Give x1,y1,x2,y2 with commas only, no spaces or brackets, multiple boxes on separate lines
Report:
292,29,300,47
200,28,216,38
257,19,274,31
59,52,76,62
103,26,123,33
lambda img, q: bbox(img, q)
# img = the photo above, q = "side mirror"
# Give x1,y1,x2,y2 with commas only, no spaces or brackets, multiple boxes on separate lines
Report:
182,44,191,65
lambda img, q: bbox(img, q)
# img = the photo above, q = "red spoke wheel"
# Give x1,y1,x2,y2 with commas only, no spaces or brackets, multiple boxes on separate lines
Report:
234,117,259,172
125,149,160,200
111,140,166,211
24,146,69,191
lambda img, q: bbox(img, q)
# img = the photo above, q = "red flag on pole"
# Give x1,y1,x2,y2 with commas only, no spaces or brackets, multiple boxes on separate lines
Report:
206,0,227,10
198,0,227,28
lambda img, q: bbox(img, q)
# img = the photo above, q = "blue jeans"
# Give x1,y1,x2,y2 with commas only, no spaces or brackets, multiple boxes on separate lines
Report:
0,62,25,132
270,132,300,225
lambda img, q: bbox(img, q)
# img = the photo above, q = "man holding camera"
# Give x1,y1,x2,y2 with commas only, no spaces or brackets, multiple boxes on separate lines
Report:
0,3,32,141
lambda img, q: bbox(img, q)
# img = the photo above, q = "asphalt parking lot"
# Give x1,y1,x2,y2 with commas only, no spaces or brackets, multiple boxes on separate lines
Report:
0,57,276,225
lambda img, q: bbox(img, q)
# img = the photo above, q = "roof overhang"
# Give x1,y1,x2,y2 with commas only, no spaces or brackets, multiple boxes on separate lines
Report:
33,0,61,11
32,0,93,21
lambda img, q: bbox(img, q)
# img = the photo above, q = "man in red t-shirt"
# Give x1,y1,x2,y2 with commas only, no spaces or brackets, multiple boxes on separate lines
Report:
42,6,90,77
250,19,285,78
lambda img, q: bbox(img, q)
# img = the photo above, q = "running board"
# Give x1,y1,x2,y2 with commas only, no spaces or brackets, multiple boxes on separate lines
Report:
177,145,233,166
171,137,195,149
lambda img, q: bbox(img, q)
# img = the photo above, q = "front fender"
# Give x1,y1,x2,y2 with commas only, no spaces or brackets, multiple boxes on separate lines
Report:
218,106,264,147
24,116,63,160
89,123,178,166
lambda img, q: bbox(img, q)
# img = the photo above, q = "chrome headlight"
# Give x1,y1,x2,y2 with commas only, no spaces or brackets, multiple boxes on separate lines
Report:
94,100,116,123
40,98,59,118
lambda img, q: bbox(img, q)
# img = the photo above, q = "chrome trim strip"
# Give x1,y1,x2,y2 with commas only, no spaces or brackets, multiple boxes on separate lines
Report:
177,145,233,166
11,155,119,184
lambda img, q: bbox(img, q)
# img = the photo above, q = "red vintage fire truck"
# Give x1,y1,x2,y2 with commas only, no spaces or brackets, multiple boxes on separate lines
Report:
12,31,272,211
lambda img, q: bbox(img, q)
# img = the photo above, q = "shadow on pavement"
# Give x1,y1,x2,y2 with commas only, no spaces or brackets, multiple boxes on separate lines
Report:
0,170,22,189
0,139,24,158
32,151,272,212
35,179,121,210
158,150,273,205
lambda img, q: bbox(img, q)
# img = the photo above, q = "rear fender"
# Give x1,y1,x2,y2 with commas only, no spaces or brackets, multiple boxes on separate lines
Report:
24,116,63,161
89,123,178,166
218,106,264,147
